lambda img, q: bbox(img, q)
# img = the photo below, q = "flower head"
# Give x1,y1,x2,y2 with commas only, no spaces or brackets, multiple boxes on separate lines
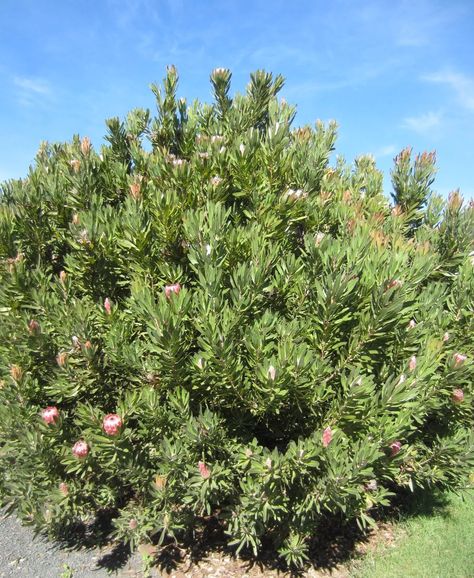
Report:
408,319,416,329
322,427,333,448
59,270,67,284
129,519,138,530
390,441,402,457
443,332,450,343
102,414,123,436
409,356,417,372
59,482,69,496
104,297,112,315
198,460,211,479
28,319,40,335
453,353,467,367
164,283,181,299
41,406,60,425
72,440,89,459
10,365,23,381
452,389,464,404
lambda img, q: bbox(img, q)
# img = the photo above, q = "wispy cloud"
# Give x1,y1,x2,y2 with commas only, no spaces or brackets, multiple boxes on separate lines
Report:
402,111,442,133
423,71,474,111
13,76,53,106
373,144,398,158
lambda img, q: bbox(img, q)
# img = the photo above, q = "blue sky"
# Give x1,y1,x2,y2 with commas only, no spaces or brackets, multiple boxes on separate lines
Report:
1,0,473,199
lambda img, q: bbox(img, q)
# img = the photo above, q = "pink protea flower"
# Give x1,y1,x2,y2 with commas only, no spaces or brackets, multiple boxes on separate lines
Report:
390,441,402,457
59,270,67,284
72,440,89,459
56,351,68,367
322,427,333,448
198,461,211,479
102,414,123,436
386,279,402,291
409,356,417,372
164,283,181,299
453,353,467,367
28,319,40,335
452,389,464,404
104,297,112,315
59,482,69,496
129,519,138,530
129,182,141,200
80,136,91,155
41,406,60,425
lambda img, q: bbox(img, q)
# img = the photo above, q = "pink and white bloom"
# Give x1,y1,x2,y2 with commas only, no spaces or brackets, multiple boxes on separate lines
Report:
41,406,60,425
72,440,89,459
102,413,123,436
409,356,417,372
453,353,467,367
198,461,211,479
164,283,181,299
452,389,464,404
129,519,138,530
104,297,112,315
390,441,402,457
322,427,333,448
59,482,69,496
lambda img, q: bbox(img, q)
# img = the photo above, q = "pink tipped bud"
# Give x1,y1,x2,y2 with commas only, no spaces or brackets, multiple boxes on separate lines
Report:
72,440,89,459
102,413,123,436
10,364,23,381
267,365,276,381
408,319,416,329
443,332,450,342
322,427,333,448
265,457,273,469
129,182,141,200
452,389,464,404
84,340,92,350
198,460,211,479
386,279,402,291
28,319,40,335
409,356,417,372
104,297,112,315
59,270,67,284
390,441,402,457
70,159,81,173
56,351,68,367
164,283,181,299
453,353,467,367
59,482,69,497
129,518,138,530
41,406,60,425
80,137,91,155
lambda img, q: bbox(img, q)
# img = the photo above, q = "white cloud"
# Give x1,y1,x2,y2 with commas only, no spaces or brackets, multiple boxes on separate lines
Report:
423,71,474,111
402,111,441,133
13,76,53,107
373,144,398,158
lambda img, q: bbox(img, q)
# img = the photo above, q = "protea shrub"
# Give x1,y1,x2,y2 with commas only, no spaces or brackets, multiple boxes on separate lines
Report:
0,67,473,568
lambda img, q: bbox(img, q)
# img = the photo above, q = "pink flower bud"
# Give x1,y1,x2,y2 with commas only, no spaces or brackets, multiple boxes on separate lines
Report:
10,364,23,381
409,356,417,372
84,340,92,350
164,283,181,299
267,365,276,381
59,270,67,284
102,413,123,436
452,389,464,404
56,352,68,367
442,332,450,342
453,353,467,367
386,279,402,291
408,319,416,329
211,175,222,186
72,440,89,459
129,519,138,530
390,441,402,457
41,406,60,425
59,482,69,496
104,297,112,315
322,427,333,448
28,319,40,335
80,137,91,155
198,460,211,479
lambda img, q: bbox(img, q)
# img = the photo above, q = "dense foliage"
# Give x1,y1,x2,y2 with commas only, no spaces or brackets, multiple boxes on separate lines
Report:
0,67,473,568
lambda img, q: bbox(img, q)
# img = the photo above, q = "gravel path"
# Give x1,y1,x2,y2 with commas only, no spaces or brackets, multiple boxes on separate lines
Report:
0,511,154,578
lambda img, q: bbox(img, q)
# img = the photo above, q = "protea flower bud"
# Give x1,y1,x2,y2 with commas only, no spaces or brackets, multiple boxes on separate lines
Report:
41,406,60,425
198,461,211,479
70,159,81,173
102,414,123,436
154,475,167,490
56,351,68,367
80,137,91,155
452,389,464,404
315,232,325,246
84,340,92,350
365,479,378,492
10,364,23,381
453,353,467,367
28,319,40,335
72,213,80,225
129,519,138,530
390,441,402,456
72,440,89,459
265,457,272,470
409,356,417,372
443,332,450,342
408,319,416,329
72,336,80,349
164,283,181,299
322,427,333,448
267,365,276,381
129,182,141,200
104,297,112,315
59,482,69,496
386,279,402,291
59,270,67,284
210,175,222,186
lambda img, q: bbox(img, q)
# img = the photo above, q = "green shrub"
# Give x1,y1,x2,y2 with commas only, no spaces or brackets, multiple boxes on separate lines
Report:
0,67,473,568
